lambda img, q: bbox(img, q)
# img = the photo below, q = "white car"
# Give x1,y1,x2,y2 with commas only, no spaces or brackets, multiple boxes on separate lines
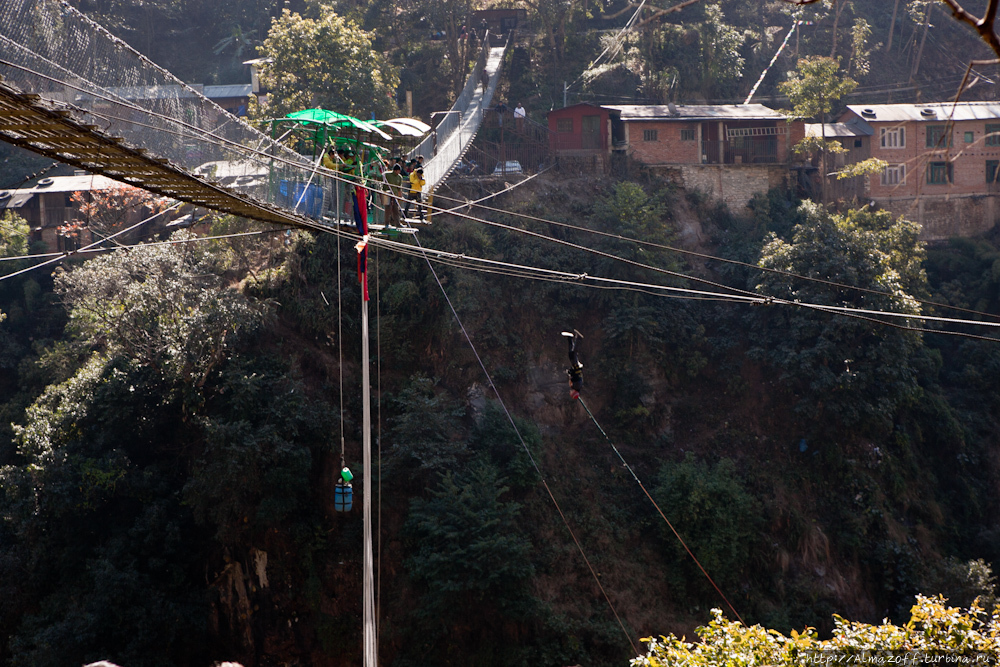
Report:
492,160,523,175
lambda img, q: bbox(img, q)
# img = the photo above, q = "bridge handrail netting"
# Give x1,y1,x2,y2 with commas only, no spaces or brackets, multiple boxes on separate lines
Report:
412,35,509,193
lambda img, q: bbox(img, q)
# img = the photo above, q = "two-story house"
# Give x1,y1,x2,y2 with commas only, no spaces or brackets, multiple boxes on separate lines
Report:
841,102,1000,238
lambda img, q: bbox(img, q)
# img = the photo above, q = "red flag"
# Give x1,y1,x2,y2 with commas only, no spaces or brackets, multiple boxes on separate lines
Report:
353,186,370,302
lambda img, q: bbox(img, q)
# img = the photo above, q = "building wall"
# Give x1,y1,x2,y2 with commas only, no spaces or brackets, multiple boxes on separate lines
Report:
655,164,790,210
868,118,1000,199
876,194,1000,241
548,105,609,153
625,121,701,164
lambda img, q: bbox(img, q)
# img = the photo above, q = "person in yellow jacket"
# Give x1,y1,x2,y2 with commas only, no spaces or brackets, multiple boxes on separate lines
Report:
404,167,425,222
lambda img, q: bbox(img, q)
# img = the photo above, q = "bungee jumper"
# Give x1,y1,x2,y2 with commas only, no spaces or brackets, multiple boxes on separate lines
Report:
562,330,584,399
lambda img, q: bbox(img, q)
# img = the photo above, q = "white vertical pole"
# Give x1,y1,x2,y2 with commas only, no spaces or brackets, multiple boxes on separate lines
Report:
361,294,377,667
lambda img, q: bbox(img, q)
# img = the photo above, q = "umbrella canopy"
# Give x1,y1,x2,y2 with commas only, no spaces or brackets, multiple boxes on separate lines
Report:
372,120,425,137
384,117,431,134
284,108,391,140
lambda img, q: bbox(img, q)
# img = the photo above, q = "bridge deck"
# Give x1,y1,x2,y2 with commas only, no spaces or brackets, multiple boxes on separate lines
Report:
0,0,505,231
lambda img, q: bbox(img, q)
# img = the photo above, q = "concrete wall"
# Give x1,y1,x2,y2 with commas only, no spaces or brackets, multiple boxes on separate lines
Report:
654,164,790,210
876,194,1000,241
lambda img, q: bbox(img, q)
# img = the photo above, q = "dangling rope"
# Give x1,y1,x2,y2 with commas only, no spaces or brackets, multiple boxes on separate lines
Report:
576,396,745,626
338,175,346,470
411,235,639,655
375,242,383,644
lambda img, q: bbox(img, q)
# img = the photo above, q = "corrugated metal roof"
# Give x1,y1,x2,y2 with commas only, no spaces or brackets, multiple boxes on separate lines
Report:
90,84,250,101
203,84,252,98
4,174,121,196
845,102,1000,122
604,103,786,121
805,122,872,137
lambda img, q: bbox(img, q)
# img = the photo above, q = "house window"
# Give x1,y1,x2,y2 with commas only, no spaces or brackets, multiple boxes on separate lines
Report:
881,164,906,186
643,129,659,142
926,125,951,148
988,160,1000,183
986,123,1000,146
557,118,573,133
880,127,904,148
965,131,975,143
680,128,695,141
854,139,863,148
927,161,953,184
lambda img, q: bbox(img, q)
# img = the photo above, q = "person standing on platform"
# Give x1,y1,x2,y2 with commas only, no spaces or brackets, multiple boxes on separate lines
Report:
514,102,526,132
385,164,404,226
404,167,425,222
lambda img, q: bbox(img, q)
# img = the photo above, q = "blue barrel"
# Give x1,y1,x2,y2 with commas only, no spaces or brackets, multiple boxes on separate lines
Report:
334,482,353,512
293,182,325,218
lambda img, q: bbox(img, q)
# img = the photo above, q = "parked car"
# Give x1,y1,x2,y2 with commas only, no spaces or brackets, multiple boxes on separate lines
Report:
492,160,523,175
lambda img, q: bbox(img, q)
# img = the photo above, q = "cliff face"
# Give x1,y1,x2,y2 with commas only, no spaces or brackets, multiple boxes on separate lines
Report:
1,173,999,667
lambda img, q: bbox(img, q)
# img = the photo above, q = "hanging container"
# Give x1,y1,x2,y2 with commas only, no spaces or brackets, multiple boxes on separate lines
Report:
334,481,353,512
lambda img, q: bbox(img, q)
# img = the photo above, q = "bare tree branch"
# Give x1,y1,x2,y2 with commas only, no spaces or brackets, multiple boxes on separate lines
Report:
939,0,1000,58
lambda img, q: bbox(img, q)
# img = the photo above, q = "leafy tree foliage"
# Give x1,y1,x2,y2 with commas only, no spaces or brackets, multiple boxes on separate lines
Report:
387,374,466,476
54,234,267,392
636,596,1000,666
253,6,398,120
0,238,330,666
752,202,925,427
653,455,764,597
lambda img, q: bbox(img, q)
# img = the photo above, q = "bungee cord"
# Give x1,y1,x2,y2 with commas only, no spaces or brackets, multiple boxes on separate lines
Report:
577,395,745,626
411,233,640,653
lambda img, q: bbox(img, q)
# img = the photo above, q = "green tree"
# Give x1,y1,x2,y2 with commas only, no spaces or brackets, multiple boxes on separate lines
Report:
253,6,399,120
406,464,534,614
635,596,1000,666
653,455,764,597
752,202,926,427
780,56,857,203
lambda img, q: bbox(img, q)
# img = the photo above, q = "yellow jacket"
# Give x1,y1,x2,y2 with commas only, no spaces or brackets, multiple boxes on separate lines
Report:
409,171,425,193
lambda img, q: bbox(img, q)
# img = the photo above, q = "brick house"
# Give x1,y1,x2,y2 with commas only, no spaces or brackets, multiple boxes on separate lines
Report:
840,102,1000,238
598,103,801,209
0,172,175,250
602,103,799,166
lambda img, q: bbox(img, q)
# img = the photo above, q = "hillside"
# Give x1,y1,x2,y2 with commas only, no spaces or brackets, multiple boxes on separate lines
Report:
3,168,1000,665
3,0,1000,665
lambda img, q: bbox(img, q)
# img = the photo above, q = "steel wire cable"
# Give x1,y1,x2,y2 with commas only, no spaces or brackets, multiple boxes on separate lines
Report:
577,395,745,626
411,232,640,654
422,188,1000,323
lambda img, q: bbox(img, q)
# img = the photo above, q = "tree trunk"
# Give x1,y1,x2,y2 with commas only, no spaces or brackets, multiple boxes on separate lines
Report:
911,3,932,81
886,0,901,51
830,0,845,57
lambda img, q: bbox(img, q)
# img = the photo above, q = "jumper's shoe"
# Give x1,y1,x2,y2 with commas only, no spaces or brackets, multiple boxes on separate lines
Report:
560,331,575,337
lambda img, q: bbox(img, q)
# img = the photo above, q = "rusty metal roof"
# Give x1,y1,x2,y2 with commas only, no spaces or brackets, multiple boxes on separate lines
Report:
604,103,786,121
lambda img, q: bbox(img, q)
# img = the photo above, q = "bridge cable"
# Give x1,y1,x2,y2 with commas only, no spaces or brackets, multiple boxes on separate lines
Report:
0,200,181,282
423,189,1000,323
411,233,640,654
2,52,997,338
17,43,976,327
577,395,745,624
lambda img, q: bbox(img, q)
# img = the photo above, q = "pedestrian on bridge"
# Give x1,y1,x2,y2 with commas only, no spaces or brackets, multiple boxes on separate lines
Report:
385,164,404,226
481,68,489,95
514,102,526,132
404,167,425,222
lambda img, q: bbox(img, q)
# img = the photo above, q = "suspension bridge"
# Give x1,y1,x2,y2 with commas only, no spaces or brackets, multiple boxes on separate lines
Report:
0,0,507,233
0,3,511,667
